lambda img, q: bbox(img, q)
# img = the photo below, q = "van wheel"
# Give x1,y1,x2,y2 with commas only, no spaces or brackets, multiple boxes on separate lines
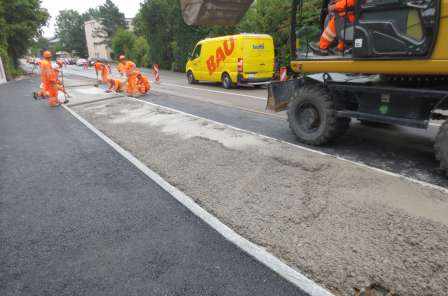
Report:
287,85,350,145
435,120,448,176
222,73,234,89
187,71,197,84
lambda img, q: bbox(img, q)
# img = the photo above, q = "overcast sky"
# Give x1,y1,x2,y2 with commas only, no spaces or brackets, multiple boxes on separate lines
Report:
41,0,142,38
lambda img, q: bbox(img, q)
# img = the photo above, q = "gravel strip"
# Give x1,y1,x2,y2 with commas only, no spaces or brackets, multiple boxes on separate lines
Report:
73,97,448,296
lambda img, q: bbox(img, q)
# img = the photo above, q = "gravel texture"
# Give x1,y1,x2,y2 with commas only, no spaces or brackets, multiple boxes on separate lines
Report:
73,96,448,296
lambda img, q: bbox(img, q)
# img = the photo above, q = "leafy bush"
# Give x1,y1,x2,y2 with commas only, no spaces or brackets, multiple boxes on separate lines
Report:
111,28,137,59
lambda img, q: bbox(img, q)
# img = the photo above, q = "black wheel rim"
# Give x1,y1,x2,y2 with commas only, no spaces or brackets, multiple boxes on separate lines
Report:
295,102,321,134
188,73,193,83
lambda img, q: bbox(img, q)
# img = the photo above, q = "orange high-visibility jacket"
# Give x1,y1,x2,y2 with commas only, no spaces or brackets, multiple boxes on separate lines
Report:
101,65,109,75
117,63,124,74
332,0,356,21
40,59,57,84
123,61,137,77
94,62,103,73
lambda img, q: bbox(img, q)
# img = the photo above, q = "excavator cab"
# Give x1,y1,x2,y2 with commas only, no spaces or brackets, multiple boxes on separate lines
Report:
298,0,438,60
180,0,254,26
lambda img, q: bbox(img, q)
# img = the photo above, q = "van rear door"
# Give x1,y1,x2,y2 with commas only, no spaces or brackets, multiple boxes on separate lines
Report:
242,36,275,80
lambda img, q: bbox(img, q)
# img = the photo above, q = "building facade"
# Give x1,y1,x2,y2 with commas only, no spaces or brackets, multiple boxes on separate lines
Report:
84,20,112,60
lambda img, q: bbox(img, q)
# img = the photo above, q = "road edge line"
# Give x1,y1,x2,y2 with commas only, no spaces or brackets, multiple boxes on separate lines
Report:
128,97,448,195
62,104,334,296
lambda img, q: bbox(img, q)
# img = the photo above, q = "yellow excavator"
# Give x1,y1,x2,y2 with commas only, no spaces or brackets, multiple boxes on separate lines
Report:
180,0,448,176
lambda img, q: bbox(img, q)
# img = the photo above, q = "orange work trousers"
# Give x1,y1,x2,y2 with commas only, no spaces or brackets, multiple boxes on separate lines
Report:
44,83,59,107
319,16,345,50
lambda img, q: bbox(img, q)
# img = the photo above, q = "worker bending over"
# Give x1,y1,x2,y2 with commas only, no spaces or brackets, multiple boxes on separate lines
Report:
311,0,356,55
118,55,138,96
94,60,112,84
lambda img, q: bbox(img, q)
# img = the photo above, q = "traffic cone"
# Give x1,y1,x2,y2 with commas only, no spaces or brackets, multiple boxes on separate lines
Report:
280,67,288,82
152,64,160,84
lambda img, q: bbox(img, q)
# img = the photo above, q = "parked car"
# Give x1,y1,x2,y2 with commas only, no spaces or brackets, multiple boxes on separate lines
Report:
76,58,88,66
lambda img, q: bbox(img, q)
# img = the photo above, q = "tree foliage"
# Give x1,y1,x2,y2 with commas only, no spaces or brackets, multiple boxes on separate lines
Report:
95,0,127,46
132,36,150,67
55,10,89,57
0,0,48,78
111,28,136,58
29,36,50,56
134,0,210,70
133,0,321,71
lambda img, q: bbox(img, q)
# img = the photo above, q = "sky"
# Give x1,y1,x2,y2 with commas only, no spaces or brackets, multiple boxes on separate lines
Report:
41,0,142,38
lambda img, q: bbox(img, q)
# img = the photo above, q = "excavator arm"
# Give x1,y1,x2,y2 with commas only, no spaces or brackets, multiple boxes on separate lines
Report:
180,0,254,26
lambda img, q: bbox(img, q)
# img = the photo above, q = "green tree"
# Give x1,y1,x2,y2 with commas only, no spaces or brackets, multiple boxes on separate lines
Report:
0,0,48,78
95,0,127,46
132,36,150,67
55,10,89,57
134,0,209,69
29,37,50,56
133,0,321,71
111,28,136,58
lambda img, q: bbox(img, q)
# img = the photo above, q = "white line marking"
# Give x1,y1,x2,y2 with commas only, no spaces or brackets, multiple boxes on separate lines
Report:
153,81,267,101
127,96,448,195
62,104,333,296
430,123,442,127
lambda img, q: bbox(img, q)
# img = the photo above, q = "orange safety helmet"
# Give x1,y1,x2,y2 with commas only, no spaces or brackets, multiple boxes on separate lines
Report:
43,51,52,59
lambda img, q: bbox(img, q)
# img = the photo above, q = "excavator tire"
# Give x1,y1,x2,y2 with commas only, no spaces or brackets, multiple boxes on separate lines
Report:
435,120,448,176
287,86,350,145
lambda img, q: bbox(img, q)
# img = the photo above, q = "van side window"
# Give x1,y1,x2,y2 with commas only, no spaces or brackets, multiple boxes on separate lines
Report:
192,44,202,59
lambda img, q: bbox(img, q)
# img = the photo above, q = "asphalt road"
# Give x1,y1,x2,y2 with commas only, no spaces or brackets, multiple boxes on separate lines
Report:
0,78,307,296
45,64,447,188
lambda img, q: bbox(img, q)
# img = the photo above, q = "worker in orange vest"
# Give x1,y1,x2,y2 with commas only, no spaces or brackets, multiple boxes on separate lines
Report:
100,63,110,84
136,72,150,94
118,55,138,96
94,60,103,83
117,62,125,77
34,51,60,107
311,0,356,55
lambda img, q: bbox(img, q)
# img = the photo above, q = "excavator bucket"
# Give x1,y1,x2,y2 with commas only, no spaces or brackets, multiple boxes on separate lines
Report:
266,80,302,112
180,0,254,26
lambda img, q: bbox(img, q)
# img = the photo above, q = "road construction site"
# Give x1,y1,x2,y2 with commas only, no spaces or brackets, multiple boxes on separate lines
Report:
23,70,447,296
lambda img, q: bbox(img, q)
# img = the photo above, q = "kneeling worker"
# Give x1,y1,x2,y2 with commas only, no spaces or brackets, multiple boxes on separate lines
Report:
137,72,150,94
106,78,124,93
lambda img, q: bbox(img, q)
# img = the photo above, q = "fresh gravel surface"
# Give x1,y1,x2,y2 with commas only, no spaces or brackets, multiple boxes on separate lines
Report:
71,90,448,296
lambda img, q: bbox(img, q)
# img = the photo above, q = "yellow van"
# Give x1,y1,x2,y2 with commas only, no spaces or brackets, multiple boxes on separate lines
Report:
186,34,275,89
